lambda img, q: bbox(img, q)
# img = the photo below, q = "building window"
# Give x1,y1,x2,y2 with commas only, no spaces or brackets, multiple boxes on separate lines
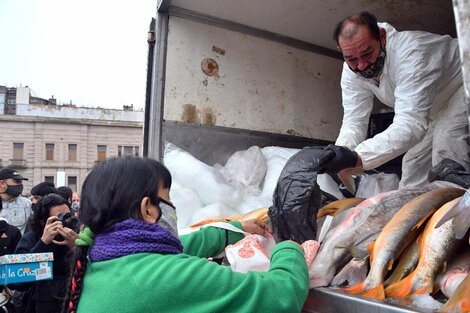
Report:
68,176,77,192
45,143,54,160
123,146,133,157
117,145,138,157
44,176,54,184
68,144,77,161
13,143,24,160
97,145,107,161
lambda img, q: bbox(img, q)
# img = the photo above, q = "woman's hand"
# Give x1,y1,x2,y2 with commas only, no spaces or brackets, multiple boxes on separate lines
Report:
41,216,63,245
240,219,272,237
53,227,80,249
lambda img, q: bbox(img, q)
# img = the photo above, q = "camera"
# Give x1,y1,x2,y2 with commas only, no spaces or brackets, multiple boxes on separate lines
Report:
55,212,81,241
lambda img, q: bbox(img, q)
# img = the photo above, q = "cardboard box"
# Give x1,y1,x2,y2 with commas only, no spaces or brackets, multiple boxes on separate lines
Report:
0,253,54,285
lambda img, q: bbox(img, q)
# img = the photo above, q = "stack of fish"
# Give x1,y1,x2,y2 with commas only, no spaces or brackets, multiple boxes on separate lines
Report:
311,183,470,312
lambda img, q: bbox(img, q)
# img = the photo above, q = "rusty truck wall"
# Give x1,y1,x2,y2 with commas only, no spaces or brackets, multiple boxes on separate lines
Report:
164,16,343,141
154,14,344,164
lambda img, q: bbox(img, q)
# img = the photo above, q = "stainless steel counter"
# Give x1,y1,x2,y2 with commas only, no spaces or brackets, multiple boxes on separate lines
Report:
302,288,436,313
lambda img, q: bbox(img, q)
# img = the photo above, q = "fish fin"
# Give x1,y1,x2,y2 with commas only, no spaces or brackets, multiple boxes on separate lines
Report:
453,210,470,239
341,281,367,294
412,210,435,231
385,273,432,298
435,201,468,229
385,274,414,298
360,285,385,301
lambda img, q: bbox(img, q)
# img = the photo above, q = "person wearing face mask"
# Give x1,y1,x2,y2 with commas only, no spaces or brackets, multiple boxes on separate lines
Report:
320,11,469,188
0,168,32,234
15,194,79,313
63,157,310,313
71,192,80,215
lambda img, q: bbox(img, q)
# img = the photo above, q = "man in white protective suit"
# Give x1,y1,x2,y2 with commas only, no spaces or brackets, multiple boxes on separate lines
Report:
321,11,470,188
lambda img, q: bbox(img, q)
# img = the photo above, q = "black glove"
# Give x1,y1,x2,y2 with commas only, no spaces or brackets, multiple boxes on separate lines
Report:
320,144,358,174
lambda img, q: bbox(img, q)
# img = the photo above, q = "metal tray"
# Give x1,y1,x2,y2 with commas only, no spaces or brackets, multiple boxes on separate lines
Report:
302,288,436,313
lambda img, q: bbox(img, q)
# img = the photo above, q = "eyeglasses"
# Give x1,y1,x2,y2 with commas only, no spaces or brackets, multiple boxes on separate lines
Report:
157,197,176,211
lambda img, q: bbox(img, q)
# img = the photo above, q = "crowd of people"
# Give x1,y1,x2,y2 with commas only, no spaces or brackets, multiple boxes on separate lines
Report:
0,168,82,312
0,157,306,313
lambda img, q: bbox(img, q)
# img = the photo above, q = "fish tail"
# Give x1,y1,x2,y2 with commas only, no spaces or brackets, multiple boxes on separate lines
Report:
341,281,367,294
385,273,431,298
360,284,385,301
385,274,414,298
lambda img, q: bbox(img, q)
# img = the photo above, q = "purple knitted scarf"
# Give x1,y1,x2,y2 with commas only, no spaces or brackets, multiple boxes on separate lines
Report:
89,218,183,262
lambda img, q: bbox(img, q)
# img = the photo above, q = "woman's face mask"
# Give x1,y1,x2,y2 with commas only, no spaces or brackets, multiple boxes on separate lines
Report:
157,198,178,238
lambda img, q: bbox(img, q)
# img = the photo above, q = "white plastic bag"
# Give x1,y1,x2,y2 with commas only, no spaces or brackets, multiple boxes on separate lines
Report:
219,146,267,193
356,173,400,198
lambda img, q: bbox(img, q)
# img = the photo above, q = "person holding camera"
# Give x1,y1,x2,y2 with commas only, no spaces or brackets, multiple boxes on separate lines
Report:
15,194,80,313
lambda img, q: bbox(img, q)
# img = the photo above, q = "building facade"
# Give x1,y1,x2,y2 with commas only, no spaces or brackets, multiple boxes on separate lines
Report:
0,86,144,195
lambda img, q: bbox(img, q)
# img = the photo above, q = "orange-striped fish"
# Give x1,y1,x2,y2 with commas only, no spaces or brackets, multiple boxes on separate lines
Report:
317,198,365,219
342,187,465,300
190,207,268,227
385,197,463,298
310,181,460,288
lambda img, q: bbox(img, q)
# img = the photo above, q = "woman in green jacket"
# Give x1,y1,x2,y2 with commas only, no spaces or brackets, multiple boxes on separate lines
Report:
63,157,309,313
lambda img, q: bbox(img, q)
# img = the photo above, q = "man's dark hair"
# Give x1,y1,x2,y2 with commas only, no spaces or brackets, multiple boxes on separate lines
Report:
31,181,57,197
333,11,380,45
56,186,73,204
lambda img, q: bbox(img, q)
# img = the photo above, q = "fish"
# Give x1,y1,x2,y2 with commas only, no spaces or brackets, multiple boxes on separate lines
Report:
436,188,470,241
331,257,369,287
440,272,470,313
309,181,461,288
190,207,268,227
342,187,465,300
437,250,470,298
384,239,419,286
317,198,365,219
385,197,464,298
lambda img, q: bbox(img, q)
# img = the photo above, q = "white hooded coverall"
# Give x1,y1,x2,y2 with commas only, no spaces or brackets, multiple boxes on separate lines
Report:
336,22,470,187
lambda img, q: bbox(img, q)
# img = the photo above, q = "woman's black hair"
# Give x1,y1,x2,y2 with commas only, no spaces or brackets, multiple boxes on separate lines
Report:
78,156,172,233
333,11,380,45
63,157,172,313
29,193,69,235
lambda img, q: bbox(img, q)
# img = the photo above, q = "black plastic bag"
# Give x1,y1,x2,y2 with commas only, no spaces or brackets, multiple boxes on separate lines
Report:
268,146,333,243
428,158,470,189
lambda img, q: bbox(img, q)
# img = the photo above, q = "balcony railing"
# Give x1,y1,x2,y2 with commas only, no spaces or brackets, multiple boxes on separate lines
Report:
9,159,27,168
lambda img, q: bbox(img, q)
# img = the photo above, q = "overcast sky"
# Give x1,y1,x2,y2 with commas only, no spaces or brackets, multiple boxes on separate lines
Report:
0,0,157,110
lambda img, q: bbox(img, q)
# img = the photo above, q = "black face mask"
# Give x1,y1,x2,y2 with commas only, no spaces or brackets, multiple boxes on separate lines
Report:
5,184,23,198
350,47,386,79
